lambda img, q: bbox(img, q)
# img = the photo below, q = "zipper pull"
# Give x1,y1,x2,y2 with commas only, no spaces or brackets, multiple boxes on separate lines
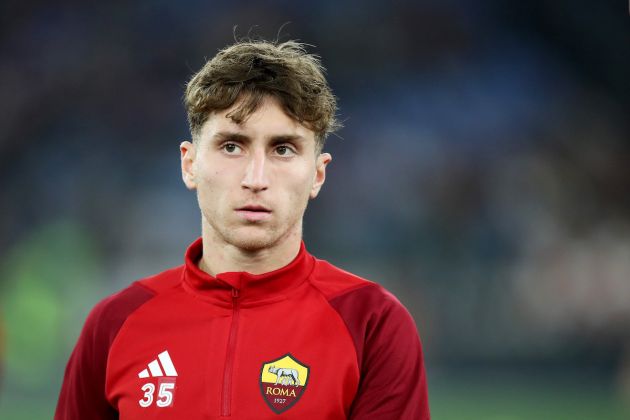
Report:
232,288,239,299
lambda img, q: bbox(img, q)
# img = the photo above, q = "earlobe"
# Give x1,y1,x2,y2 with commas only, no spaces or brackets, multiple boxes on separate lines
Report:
310,152,332,199
180,140,197,190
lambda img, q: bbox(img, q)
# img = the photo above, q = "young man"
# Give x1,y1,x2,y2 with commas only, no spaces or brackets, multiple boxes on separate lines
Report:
55,40,430,419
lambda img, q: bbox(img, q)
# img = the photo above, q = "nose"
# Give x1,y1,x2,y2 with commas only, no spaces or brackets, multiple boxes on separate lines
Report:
241,149,269,192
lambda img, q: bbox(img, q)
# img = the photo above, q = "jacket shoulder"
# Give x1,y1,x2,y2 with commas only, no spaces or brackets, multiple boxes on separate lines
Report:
309,258,376,299
87,262,183,335
136,264,184,294
87,281,157,341
310,258,407,323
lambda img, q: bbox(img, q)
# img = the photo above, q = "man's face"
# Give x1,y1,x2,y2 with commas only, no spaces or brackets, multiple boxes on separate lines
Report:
180,96,331,252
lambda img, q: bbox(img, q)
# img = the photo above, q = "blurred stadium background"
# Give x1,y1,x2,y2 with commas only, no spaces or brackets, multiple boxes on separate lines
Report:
1,0,629,418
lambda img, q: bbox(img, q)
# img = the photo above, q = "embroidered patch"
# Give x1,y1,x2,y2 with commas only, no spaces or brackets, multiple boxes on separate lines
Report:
259,353,309,414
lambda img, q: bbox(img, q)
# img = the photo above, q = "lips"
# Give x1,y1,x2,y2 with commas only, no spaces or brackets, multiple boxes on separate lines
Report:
236,205,271,212
235,205,272,222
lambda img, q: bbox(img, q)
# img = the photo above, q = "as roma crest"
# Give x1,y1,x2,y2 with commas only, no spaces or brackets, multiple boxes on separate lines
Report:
259,353,309,414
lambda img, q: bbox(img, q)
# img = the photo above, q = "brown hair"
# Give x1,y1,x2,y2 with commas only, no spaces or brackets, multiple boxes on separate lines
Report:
184,40,340,150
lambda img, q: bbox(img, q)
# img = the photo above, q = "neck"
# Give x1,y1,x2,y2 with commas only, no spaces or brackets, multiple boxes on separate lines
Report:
199,218,303,276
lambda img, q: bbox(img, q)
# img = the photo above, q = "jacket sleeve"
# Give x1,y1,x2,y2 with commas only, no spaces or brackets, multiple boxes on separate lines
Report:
55,283,154,420
330,284,430,420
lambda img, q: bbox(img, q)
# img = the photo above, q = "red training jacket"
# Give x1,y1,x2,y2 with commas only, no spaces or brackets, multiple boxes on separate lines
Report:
56,238,430,419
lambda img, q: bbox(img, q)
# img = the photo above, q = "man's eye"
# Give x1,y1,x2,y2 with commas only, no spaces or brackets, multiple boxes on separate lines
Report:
222,143,241,154
275,145,295,156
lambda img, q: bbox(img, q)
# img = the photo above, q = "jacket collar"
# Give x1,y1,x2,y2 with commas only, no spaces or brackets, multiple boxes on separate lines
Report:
182,237,315,305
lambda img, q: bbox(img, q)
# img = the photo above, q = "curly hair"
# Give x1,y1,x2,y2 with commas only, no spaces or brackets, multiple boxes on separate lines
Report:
184,40,340,150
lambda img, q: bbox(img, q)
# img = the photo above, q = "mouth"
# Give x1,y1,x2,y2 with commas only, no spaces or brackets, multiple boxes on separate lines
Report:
235,205,272,222
236,205,271,212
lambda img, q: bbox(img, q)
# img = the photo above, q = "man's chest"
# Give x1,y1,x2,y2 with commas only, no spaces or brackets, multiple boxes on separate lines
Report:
105,296,360,419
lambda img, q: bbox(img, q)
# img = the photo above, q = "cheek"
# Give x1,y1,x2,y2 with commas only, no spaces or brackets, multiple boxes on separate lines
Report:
285,171,315,205
197,170,230,207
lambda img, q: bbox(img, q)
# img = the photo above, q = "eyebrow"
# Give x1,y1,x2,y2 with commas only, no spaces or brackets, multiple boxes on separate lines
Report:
212,131,306,144
212,132,249,143
269,134,306,144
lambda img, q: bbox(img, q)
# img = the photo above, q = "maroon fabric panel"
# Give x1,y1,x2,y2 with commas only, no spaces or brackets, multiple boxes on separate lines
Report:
329,284,430,420
55,283,154,420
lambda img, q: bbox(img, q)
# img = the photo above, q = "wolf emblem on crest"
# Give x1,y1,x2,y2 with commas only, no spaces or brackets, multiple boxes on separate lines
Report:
268,365,301,386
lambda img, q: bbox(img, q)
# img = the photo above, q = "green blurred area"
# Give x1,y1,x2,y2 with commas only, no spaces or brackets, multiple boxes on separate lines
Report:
0,222,105,407
430,373,630,420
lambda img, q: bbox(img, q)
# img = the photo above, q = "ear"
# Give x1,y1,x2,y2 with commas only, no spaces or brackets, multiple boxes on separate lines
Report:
180,140,197,190
310,152,332,199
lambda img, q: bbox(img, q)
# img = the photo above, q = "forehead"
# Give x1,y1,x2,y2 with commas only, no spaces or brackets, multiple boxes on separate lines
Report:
201,96,315,142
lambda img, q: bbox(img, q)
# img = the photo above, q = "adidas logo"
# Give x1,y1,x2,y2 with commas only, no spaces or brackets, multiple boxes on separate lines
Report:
138,350,178,378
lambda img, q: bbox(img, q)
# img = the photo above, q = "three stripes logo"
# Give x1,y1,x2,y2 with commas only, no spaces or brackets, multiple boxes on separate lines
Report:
138,350,178,408
138,350,178,378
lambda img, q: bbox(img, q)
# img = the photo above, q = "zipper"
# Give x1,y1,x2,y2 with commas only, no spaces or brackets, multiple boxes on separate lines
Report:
221,288,240,416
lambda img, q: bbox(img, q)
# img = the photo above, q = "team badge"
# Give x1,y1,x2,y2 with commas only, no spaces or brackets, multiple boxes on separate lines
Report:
259,353,309,414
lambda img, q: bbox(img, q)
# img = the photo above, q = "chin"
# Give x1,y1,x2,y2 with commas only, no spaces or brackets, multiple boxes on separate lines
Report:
224,229,281,252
